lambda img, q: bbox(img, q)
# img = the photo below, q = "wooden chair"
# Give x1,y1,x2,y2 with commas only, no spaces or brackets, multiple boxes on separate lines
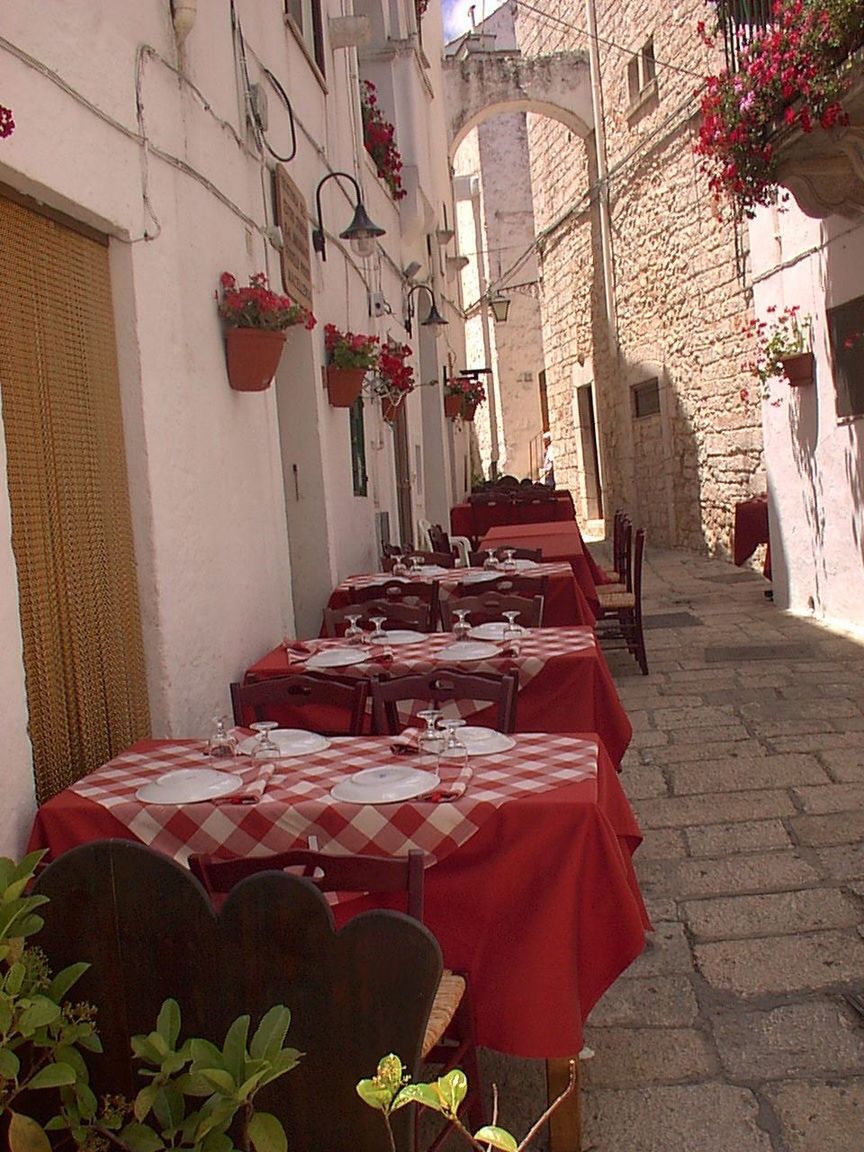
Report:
427,523,451,554
441,591,544,630
322,599,434,636
33,840,442,1152
596,527,648,674
452,573,549,602
382,550,456,570
467,546,542,565
230,673,369,734
347,579,441,623
605,509,630,586
371,669,519,734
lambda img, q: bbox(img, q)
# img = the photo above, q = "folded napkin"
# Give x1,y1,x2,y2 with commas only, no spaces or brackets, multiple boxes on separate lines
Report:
365,645,395,665
390,726,421,752
425,764,473,803
214,764,275,805
283,639,314,654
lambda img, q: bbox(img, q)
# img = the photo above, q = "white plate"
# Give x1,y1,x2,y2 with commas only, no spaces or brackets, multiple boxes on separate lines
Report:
414,565,449,577
460,571,499,585
509,558,538,570
457,726,517,755
137,769,244,805
305,647,371,669
469,622,526,641
237,729,330,756
383,629,427,645
330,766,440,804
435,641,501,661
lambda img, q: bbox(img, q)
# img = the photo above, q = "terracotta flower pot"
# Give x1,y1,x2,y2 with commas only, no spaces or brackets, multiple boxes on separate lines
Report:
461,399,478,421
444,393,462,419
780,351,815,386
326,366,367,407
225,328,286,392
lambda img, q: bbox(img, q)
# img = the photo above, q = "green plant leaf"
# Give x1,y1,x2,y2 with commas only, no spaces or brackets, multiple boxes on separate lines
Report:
27,1062,77,1090
198,1068,237,1096
390,1083,441,1113
131,1035,165,1065
118,1121,166,1152
248,1111,287,1152
47,962,89,1002
74,1079,98,1119
221,1015,249,1082
134,1083,160,1123
436,1070,467,1113
176,1071,217,1097
152,1082,185,1133
200,1132,233,1152
0,1046,21,1079
18,996,61,1033
155,999,181,1049
249,1005,291,1061
189,1038,225,1069
8,1112,52,1152
54,1044,89,1081
473,1126,518,1152
5,959,25,995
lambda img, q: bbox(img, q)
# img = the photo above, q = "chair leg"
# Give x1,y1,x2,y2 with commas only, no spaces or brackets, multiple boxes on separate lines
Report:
417,981,482,1152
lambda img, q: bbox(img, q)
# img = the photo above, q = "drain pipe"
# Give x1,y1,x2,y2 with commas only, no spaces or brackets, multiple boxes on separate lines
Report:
171,0,197,46
585,0,618,356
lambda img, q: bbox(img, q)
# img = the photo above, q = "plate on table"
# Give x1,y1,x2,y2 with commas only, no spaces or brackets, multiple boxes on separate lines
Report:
137,769,244,805
460,571,499,585
237,729,330,756
510,558,538,570
305,647,371,669
383,630,427,645
414,565,450,577
330,766,439,804
458,726,517,755
469,622,526,641
434,640,501,661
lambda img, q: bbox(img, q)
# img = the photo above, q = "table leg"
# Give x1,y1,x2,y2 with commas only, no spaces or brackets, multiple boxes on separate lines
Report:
546,1057,581,1152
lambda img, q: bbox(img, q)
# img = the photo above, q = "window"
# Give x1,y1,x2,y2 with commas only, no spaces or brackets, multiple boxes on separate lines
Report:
627,37,657,103
284,0,325,76
828,294,864,418
632,377,660,418
349,397,368,496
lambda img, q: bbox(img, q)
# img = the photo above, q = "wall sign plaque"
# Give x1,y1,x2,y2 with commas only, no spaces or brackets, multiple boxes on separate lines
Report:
273,164,313,315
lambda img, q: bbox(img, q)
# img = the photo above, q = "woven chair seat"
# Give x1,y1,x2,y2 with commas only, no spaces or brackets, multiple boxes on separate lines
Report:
597,587,635,610
422,970,466,1056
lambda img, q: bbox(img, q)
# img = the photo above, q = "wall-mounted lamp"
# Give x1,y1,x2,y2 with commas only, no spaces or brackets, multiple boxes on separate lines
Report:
405,283,448,337
312,171,385,262
489,291,511,323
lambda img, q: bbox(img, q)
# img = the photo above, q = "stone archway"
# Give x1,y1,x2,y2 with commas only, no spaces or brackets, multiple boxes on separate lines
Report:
444,50,594,155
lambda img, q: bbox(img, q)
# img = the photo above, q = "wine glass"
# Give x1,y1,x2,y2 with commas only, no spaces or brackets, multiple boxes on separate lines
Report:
502,610,522,655
206,715,237,762
409,554,423,575
483,550,499,571
250,721,280,766
416,709,444,765
451,607,471,641
501,549,518,571
369,615,388,643
437,718,468,775
344,614,365,645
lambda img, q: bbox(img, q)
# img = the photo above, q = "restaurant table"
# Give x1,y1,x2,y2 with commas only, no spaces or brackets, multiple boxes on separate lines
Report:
245,626,632,765
28,732,649,1058
450,490,576,539
479,522,610,611
733,494,772,580
327,561,595,628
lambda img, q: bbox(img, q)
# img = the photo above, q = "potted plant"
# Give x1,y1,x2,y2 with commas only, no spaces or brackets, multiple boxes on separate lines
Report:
445,377,486,421
217,272,316,392
360,81,407,202
695,1,864,213
372,341,415,423
324,324,380,407
742,304,815,393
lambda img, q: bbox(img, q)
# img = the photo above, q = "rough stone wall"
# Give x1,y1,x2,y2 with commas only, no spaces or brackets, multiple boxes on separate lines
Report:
514,0,764,552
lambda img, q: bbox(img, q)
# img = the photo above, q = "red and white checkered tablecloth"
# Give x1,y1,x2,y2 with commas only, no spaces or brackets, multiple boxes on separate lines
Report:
68,734,597,868
338,562,573,595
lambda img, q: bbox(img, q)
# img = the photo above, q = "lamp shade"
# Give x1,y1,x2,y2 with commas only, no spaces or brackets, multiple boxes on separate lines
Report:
489,293,510,323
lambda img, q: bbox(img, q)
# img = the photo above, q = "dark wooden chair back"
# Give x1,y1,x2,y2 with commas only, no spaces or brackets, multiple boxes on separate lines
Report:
322,600,434,636
348,579,441,619
230,673,368,734
467,547,542,565
370,669,518,734
452,573,549,601
382,550,455,570
441,592,544,629
189,848,425,918
32,841,441,1152
427,524,451,554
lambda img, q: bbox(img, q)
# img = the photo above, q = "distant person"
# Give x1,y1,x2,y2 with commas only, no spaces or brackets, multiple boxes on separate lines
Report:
542,431,555,488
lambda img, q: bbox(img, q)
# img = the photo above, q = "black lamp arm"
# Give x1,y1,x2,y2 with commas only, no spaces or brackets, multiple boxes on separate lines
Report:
313,171,361,261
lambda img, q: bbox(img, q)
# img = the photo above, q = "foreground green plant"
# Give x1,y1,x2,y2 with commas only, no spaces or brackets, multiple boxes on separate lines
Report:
357,1054,577,1152
0,853,301,1152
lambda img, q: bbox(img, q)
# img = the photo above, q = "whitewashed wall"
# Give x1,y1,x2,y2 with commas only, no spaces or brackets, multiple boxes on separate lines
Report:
750,203,864,636
0,0,462,856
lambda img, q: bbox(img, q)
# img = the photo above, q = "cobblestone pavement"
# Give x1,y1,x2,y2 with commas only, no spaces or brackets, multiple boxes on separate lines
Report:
580,545,864,1151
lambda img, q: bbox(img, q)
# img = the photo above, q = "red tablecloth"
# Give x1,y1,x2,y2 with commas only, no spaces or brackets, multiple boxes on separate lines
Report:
245,627,632,765
328,562,595,628
28,734,648,1058
733,495,772,579
450,491,576,538
479,522,609,609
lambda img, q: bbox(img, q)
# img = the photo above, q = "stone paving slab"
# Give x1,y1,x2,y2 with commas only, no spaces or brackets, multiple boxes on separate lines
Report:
764,1079,864,1152
711,1002,864,1080
695,930,864,997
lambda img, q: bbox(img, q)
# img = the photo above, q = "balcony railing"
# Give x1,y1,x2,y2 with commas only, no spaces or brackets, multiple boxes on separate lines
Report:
716,0,773,72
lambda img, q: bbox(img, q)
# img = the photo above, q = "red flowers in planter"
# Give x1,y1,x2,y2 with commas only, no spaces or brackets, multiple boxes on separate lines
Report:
0,105,15,139
361,80,407,202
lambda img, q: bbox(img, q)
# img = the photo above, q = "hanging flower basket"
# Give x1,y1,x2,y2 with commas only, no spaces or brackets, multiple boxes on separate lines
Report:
225,328,287,392
444,393,462,420
461,399,478,421
326,365,367,407
780,351,815,387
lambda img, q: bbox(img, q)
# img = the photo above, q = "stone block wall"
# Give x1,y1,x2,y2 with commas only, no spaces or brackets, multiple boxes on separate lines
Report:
514,0,764,552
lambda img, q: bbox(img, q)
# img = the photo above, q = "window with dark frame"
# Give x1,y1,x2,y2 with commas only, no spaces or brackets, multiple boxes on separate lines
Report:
349,396,368,497
632,377,661,419
284,0,325,76
627,37,657,103
827,294,864,418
